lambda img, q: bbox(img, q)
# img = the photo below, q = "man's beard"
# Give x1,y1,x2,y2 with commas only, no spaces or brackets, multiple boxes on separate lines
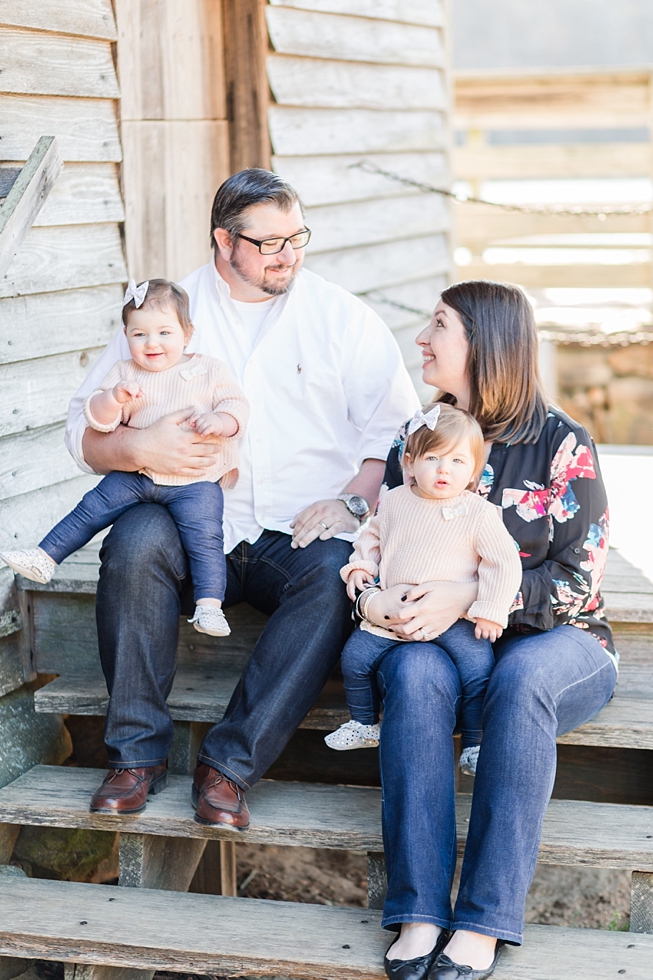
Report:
231,249,297,296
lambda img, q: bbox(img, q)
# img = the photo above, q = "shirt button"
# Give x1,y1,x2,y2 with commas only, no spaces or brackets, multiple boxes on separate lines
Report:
574,548,580,554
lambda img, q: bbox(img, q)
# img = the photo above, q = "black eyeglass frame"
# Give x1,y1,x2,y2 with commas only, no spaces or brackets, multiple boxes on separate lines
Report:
237,228,312,255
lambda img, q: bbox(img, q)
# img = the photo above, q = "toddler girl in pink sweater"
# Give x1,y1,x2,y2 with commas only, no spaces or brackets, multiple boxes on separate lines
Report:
325,404,522,775
1,279,248,638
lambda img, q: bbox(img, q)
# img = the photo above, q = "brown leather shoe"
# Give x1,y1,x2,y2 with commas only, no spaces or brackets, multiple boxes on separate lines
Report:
89,764,168,814
192,763,250,830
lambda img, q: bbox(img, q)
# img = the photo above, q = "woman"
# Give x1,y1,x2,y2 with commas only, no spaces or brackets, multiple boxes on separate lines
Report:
360,281,616,980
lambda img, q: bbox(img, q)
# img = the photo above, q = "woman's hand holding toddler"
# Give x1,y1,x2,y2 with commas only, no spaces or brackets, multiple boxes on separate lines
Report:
346,568,376,602
474,617,503,642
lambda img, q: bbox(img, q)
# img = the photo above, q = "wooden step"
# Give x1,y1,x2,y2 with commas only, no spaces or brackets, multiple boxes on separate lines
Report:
0,873,652,980
2,766,653,872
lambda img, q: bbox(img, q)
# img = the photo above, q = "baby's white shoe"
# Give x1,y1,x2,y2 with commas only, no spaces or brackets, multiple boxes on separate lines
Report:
0,548,56,585
324,719,380,751
459,745,480,776
188,605,231,637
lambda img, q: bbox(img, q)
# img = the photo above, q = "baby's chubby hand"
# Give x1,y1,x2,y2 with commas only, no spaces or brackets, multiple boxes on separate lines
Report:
474,618,503,642
188,412,225,437
112,381,144,404
346,568,376,602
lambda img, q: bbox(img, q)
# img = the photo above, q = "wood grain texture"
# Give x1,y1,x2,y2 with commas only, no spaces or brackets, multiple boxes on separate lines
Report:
0,0,117,40
5,767,653,870
267,0,445,28
222,0,270,171
453,141,652,181
0,224,126,299
0,633,25,698
0,348,103,438
0,96,122,163
0,137,63,279
0,476,100,554
0,425,85,501
266,7,443,68
272,152,448,207
31,164,124,228
65,963,151,980
118,834,206,892
115,0,225,122
269,107,446,156
120,120,228,283
268,56,445,111
304,233,449,293
189,840,237,896
0,30,119,100
306,194,449,253
1,878,653,979
456,261,652,291
630,871,653,933
0,284,123,365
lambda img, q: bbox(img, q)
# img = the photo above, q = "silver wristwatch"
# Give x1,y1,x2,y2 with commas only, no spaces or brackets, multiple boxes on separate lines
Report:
337,493,370,523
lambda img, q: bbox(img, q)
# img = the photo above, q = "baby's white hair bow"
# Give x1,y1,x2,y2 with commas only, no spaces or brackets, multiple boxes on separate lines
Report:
407,404,441,436
123,278,149,308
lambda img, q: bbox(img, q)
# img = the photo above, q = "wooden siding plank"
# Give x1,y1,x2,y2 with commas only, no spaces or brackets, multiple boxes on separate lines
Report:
269,107,446,155
0,285,122,365
0,29,119,100
121,120,229,283
115,0,226,123
452,142,652,181
306,194,449,253
0,136,63,279
0,635,23,698
267,0,445,29
304,234,449,293
220,0,271,171
266,7,443,68
0,476,100,553
456,261,653,289
0,224,127,299
0,349,103,440
272,152,448,206
32,164,124,227
267,55,445,111
0,96,121,162
0,425,85,502
0,0,117,41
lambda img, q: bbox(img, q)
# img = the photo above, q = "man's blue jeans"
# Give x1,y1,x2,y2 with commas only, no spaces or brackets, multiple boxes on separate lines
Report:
40,471,226,603
377,625,617,944
341,620,493,747
95,504,353,784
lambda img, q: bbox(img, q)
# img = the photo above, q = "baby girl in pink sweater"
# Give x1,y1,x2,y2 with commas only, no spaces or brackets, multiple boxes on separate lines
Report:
325,404,522,775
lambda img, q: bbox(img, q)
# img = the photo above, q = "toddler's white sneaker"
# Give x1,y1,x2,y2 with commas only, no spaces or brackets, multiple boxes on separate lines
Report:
188,605,231,637
324,719,380,751
0,548,56,585
459,744,480,776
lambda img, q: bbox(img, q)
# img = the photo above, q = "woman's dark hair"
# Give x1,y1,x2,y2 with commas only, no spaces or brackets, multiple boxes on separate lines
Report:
436,280,548,444
210,168,303,248
122,279,194,339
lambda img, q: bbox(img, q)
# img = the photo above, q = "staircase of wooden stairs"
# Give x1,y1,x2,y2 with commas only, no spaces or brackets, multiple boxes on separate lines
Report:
1,545,653,979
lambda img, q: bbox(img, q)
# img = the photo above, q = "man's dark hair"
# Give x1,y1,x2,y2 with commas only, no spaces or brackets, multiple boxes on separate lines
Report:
210,168,303,250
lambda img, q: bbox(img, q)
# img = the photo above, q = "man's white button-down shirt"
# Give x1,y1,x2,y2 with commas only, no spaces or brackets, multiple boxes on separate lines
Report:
65,263,419,553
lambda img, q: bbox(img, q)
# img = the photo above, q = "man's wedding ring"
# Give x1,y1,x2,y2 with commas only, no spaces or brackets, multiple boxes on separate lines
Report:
319,521,329,530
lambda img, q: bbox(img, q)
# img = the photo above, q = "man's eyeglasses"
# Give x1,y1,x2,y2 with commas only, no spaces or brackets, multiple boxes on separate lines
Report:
237,228,311,255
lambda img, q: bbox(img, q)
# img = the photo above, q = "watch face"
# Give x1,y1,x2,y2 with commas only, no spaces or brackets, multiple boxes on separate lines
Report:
347,495,369,517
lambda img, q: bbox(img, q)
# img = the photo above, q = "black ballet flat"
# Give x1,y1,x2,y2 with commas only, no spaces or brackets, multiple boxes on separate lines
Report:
427,942,504,980
384,930,451,980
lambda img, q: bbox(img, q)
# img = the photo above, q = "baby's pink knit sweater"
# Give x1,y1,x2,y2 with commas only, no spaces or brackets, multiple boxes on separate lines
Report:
341,484,523,634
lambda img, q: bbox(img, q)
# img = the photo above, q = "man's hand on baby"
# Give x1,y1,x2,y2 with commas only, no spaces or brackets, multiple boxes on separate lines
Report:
474,618,503,642
113,381,144,404
346,569,376,601
188,412,224,437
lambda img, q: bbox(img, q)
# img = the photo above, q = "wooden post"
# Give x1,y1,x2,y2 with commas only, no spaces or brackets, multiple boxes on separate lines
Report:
222,0,271,172
0,136,63,278
168,720,206,775
367,851,387,910
189,839,237,896
118,832,207,891
630,871,653,933
15,589,36,684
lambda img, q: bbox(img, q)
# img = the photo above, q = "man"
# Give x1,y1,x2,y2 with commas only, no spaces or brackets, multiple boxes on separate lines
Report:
65,168,418,826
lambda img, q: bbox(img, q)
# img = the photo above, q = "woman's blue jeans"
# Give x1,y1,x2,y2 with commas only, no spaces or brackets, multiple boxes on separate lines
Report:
377,624,617,944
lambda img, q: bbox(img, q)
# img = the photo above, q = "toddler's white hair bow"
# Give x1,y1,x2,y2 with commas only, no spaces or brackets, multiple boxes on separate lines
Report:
407,404,441,436
123,278,149,308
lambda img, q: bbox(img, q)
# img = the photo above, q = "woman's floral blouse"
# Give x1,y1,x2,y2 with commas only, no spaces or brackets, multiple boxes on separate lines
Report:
383,406,616,661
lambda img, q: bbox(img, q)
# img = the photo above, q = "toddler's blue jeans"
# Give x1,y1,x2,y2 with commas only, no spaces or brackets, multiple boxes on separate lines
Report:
39,470,226,602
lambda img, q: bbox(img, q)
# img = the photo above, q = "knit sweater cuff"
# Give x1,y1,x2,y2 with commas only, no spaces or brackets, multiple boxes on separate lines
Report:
467,599,510,628
339,559,379,583
83,391,122,433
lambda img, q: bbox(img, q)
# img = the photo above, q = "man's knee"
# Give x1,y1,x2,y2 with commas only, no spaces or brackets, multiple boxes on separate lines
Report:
100,503,187,578
294,537,352,602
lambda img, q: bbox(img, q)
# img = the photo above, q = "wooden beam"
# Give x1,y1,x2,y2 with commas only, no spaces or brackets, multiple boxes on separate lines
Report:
223,0,270,172
631,871,653,933
0,136,63,279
